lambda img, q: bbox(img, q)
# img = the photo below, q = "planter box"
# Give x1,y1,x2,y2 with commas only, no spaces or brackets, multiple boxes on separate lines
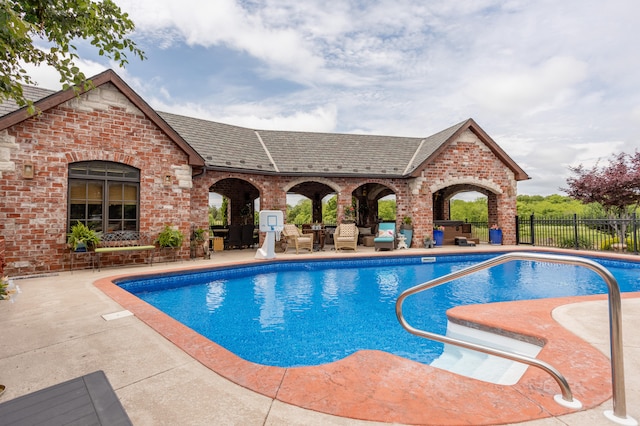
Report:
433,230,444,246
489,229,503,245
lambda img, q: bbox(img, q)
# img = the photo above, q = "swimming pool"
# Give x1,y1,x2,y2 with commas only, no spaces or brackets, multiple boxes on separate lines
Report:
117,253,640,368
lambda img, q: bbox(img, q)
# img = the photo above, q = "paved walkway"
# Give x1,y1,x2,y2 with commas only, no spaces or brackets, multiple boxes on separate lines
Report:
0,245,638,425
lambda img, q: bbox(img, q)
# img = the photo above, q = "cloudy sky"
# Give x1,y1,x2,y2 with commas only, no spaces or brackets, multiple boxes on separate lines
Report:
27,0,640,197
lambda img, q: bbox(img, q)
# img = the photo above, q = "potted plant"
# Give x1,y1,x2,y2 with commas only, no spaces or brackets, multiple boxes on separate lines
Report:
400,216,413,247
401,216,413,230
67,221,102,252
433,225,445,246
190,227,208,258
424,235,434,248
156,224,185,249
489,224,502,245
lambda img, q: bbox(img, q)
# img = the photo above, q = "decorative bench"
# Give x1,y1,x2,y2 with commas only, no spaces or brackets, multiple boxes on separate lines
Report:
95,231,155,270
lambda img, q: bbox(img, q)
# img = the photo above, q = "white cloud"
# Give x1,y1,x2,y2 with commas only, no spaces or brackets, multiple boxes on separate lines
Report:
464,56,588,116
13,0,640,197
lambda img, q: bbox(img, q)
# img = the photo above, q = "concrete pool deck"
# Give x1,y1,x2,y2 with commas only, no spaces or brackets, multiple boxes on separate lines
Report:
0,244,639,425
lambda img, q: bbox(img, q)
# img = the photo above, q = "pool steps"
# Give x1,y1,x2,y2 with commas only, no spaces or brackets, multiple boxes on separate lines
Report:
430,322,542,385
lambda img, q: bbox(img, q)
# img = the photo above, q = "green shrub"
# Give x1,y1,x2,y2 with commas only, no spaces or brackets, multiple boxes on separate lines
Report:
156,225,185,248
557,236,593,249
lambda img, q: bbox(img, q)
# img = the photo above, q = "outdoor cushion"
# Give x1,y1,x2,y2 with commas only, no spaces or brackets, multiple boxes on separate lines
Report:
377,229,394,238
358,227,372,235
339,224,356,237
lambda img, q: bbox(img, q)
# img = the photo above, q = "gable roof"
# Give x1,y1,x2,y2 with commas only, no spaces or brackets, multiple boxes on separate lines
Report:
0,70,205,167
0,70,528,181
158,112,528,180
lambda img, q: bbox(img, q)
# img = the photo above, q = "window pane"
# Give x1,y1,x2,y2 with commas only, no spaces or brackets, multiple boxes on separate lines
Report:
109,184,123,200
87,182,103,201
69,204,85,220
69,181,86,199
123,204,137,219
109,203,123,220
123,221,136,231
88,203,102,221
123,184,137,201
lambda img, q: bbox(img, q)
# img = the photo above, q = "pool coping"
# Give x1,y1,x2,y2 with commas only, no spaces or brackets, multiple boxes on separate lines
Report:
94,252,636,425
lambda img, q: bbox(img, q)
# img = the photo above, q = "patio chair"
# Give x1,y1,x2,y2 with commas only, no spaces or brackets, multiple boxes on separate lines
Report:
282,224,314,254
374,222,396,251
226,225,242,249
241,224,255,248
334,223,359,251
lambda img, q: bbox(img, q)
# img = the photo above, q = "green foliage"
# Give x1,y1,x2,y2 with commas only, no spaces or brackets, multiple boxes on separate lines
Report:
287,199,312,224
0,276,9,300
450,198,488,222
322,195,337,223
516,194,590,217
192,228,206,242
1,0,146,111
67,220,101,250
220,197,228,226
156,225,185,248
557,236,593,250
377,199,396,221
209,205,226,226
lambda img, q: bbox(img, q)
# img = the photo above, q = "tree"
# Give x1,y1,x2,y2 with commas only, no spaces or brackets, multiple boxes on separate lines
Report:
450,197,488,222
322,195,337,224
1,0,145,111
287,199,312,224
377,199,396,221
563,152,640,243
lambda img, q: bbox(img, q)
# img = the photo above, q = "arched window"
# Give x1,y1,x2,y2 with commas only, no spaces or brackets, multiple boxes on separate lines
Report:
68,161,140,232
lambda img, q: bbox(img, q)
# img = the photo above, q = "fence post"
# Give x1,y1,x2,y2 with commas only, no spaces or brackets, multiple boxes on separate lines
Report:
633,213,638,255
515,216,520,245
573,214,579,250
530,214,536,246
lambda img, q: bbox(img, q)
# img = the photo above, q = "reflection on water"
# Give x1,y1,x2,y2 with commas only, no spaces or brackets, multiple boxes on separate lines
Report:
376,269,399,300
205,281,226,312
321,269,339,305
253,273,284,329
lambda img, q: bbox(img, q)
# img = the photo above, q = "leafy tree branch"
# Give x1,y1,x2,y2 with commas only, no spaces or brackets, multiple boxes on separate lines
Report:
0,0,145,111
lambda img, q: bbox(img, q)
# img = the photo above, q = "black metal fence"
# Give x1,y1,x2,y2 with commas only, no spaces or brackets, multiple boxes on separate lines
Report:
516,213,639,254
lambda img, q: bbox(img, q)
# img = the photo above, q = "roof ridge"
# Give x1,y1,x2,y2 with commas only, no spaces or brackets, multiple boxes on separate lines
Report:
254,130,279,172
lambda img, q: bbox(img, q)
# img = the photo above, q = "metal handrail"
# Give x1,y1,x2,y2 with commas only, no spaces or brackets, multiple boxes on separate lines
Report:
395,252,633,423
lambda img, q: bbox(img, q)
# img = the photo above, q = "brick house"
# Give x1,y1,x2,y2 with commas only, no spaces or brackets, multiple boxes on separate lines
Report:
0,69,528,276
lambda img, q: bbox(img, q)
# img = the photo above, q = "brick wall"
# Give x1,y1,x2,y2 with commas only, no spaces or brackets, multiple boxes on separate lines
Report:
0,84,193,275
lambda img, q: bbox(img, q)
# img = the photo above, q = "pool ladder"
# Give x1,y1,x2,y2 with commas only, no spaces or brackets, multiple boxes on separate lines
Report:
396,252,637,426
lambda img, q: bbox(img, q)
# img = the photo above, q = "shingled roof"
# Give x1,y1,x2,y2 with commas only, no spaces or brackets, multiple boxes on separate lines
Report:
1,70,529,181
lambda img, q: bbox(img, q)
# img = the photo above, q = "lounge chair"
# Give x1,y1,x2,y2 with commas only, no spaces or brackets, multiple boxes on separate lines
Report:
282,224,314,254
374,222,396,251
334,223,359,251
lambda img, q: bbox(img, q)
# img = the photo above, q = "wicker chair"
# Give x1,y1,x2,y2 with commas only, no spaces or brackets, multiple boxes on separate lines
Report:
334,223,359,251
282,224,314,254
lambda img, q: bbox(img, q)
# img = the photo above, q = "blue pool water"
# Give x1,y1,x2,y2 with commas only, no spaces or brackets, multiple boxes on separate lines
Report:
117,254,640,367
